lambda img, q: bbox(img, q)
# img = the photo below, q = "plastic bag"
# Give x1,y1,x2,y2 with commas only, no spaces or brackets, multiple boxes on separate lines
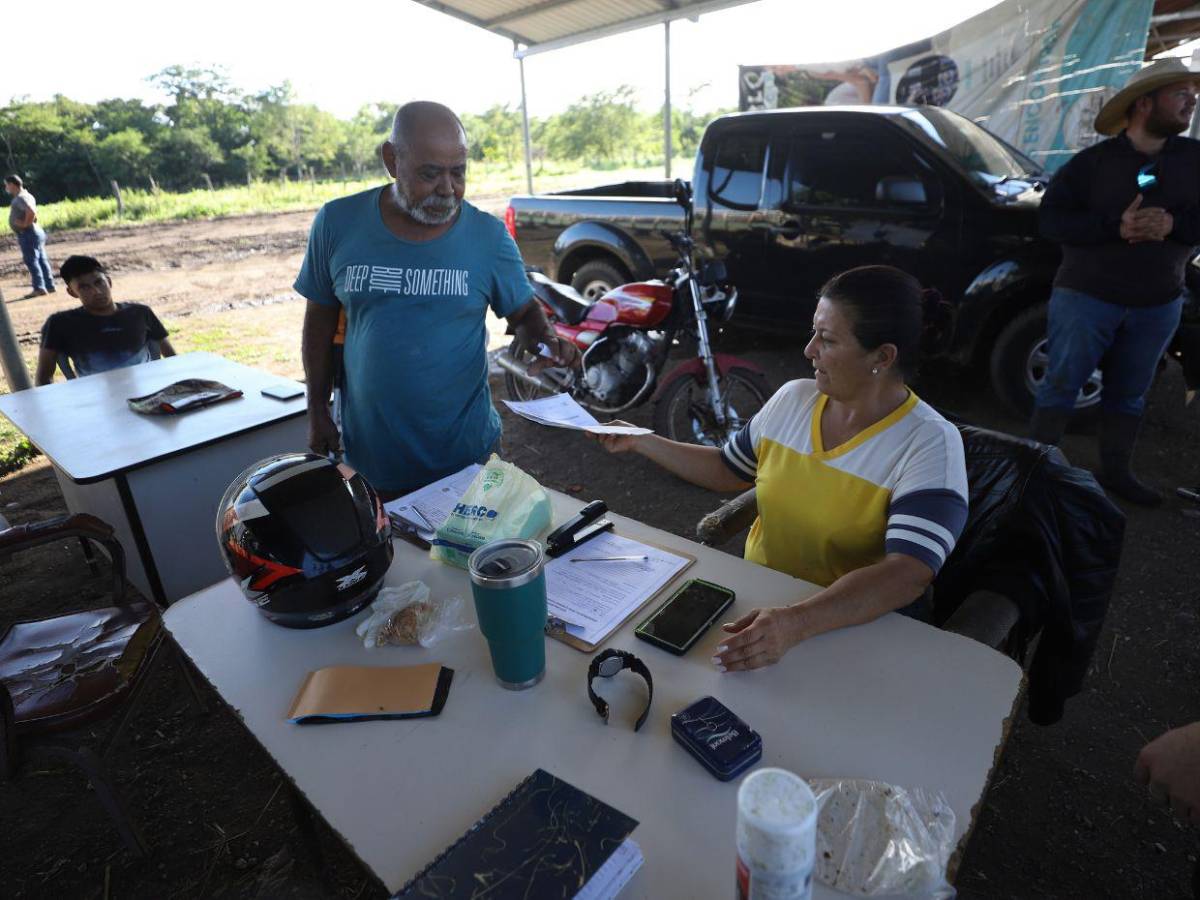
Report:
355,581,472,649
429,454,552,569
808,778,956,899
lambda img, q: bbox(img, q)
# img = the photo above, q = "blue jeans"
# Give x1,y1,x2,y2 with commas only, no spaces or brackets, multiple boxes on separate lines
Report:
16,225,54,292
1035,286,1183,417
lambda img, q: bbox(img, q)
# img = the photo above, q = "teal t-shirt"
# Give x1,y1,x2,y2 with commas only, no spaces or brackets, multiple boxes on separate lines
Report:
294,188,529,493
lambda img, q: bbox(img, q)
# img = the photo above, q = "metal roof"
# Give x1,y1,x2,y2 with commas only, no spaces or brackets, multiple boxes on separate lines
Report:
1151,1,1200,56
410,0,762,57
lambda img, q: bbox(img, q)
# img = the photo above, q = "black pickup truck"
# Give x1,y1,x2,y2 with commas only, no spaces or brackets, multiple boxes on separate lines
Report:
508,105,1096,416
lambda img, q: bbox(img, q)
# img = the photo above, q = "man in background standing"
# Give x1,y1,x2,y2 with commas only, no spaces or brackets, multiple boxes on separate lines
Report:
5,175,56,299
1033,59,1200,506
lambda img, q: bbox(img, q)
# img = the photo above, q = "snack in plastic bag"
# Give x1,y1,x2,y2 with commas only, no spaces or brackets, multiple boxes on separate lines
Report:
355,581,472,648
808,778,956,899
429,454,552,569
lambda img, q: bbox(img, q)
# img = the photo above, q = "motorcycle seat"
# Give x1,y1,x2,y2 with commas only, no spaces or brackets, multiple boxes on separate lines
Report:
529,271,591,326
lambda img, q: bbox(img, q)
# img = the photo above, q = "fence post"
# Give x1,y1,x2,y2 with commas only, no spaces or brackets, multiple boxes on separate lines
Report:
110,180,124,218
0,287,32,392
201,173,214,191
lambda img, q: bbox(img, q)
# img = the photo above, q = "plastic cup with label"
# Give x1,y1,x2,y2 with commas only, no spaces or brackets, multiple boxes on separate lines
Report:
736,767,817,900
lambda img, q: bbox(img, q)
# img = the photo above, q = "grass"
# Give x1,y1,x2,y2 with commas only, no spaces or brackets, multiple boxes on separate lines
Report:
0,346,42,476
35,158,690,232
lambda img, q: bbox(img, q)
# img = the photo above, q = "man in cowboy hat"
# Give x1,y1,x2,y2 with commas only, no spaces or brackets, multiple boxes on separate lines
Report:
1033,58,1200,506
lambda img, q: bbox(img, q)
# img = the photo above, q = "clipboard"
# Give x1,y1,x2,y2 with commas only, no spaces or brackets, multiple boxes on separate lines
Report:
544,530,695,653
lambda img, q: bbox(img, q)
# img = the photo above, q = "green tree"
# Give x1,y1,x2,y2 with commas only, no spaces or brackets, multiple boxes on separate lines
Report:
545,86,640,164
153,126,223,188
95,128,152,187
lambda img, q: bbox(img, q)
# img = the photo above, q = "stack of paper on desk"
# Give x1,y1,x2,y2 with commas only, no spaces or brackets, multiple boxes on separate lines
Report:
545,530,691,647
502,394,652,436
383,464,482,541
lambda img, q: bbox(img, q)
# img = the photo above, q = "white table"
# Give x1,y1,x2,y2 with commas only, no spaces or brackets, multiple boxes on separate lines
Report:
164,491,1022,898
0,352,308,605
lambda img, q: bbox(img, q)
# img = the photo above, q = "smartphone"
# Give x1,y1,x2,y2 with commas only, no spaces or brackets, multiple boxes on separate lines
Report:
635,578,735,655
671,696,762,781
261,383,305,401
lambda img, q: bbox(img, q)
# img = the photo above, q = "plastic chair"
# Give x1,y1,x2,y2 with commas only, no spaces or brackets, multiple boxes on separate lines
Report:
0,513,206,855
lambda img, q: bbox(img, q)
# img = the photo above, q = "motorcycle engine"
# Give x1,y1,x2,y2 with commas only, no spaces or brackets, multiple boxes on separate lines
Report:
580,329,659,409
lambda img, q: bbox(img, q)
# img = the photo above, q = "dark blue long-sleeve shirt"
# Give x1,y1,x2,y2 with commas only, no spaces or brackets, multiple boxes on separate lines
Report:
1040,131,1200,307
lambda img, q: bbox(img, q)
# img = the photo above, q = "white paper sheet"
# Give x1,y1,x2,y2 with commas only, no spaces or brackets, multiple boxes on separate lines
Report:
545,531,691,646
502,394,652,436
383,464,482,540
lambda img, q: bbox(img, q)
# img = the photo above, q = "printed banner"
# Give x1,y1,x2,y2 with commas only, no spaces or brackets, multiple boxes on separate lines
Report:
738,0,1154,170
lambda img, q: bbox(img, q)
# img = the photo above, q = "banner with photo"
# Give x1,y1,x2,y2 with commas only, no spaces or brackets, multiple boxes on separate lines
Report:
738,0,1154,171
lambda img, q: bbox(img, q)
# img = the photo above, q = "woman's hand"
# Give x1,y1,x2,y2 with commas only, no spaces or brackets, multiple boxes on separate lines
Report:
712,606,805,672
587,421,643,454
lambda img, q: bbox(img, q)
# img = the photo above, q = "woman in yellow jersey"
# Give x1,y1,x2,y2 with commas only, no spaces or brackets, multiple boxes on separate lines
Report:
593,266,967,672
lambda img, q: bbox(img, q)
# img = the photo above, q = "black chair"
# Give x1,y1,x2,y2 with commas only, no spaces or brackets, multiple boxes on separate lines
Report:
0,513,206,854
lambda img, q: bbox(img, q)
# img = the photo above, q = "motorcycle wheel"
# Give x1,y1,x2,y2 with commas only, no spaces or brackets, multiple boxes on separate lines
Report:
653,367,771,446
503,365,565,403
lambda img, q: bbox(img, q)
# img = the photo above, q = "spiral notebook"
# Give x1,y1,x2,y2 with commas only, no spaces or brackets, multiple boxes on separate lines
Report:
394,768,641,899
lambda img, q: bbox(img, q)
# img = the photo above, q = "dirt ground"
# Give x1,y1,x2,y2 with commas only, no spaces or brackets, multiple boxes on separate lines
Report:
1,207,1199,899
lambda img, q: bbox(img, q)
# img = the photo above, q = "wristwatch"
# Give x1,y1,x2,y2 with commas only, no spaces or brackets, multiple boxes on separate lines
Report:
588,648,653,732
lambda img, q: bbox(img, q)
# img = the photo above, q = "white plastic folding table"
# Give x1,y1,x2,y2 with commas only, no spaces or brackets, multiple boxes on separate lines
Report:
0,351,308,604
163,490,1023,897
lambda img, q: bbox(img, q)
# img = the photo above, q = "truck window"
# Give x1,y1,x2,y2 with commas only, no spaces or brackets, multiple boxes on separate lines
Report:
784,130,939,211
709,133,768,210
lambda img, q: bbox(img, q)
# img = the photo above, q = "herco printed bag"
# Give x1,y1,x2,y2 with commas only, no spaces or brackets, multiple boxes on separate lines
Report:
429,455,552,569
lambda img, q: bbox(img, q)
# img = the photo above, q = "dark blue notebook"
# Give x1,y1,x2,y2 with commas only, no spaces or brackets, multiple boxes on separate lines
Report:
395,768,638,899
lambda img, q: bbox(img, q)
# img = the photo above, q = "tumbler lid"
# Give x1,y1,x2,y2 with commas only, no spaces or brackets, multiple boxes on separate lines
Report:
468,539,544,588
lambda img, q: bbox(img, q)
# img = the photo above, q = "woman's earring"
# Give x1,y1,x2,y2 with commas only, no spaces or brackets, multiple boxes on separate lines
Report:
871,366,879,375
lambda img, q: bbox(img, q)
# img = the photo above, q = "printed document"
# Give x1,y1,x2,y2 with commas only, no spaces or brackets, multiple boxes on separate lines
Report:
502,394,652,436
545,531,691,646
383,464,481,539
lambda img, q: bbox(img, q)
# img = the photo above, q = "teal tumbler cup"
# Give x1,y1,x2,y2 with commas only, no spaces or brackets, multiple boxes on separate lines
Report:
467,539,547,690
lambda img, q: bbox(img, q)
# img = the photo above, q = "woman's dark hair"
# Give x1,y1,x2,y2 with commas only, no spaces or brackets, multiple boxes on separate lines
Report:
4,174,22,188
818,265,952,379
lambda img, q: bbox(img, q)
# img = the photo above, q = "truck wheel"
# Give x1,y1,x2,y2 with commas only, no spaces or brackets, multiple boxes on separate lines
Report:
570,260,625,300
653,367,771,446
989,303,1102,420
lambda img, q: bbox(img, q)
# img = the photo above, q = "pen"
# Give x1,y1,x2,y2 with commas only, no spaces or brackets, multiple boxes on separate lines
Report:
410,506,435,532
569,555,648,563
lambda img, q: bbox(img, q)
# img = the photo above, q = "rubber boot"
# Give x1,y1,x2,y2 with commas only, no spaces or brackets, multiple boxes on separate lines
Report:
1096,411,1162,506
1028,405,1071,446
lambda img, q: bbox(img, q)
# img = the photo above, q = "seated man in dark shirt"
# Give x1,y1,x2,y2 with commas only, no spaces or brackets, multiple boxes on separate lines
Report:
35,255,176,385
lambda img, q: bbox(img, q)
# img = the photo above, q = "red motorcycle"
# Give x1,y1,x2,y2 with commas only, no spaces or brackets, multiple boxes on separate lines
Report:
497,181,771,446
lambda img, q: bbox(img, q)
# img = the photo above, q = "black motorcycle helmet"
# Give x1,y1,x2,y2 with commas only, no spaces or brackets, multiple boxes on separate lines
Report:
216,453,393,628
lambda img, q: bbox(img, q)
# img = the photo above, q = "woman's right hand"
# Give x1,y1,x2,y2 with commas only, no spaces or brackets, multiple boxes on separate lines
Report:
588,421,643,454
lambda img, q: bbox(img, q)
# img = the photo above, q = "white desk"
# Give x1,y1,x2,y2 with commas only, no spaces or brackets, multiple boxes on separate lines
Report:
164,491,1022,897
0,352,308,604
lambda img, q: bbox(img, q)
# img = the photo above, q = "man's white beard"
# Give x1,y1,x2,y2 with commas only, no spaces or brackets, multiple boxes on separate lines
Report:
394,183,460,225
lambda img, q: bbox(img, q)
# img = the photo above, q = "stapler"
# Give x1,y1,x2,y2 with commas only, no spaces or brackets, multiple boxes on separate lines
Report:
545,500,614,558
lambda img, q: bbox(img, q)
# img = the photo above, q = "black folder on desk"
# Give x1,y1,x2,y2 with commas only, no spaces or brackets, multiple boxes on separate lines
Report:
394,768,639,899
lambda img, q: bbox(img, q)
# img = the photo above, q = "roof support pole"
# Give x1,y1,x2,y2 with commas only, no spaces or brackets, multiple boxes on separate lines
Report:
0,288,32,392
663,20,672,179
517,41,534,194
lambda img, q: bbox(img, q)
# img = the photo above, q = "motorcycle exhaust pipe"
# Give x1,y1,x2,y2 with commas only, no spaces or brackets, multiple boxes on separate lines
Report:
494,349,564,394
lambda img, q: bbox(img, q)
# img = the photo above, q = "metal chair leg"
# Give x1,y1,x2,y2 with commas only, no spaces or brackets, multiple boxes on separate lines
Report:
41,744,149,856
78,536,101,577
168,639,209,716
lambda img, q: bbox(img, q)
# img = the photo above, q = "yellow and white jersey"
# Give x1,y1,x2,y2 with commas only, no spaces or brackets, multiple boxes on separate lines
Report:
720,379,967,587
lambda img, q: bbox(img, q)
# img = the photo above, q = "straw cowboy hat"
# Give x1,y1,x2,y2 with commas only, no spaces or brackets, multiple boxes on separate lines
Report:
1094,57,1200,135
